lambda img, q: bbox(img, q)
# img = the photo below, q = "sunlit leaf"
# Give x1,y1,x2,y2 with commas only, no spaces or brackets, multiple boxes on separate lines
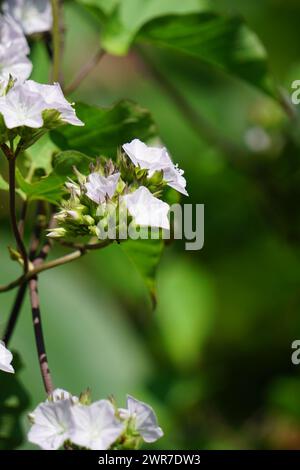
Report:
121,237,164,307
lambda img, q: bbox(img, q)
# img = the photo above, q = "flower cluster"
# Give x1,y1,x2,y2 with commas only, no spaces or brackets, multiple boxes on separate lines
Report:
50,139,187,239
3,0,52,36
28,389,163,450
0,13,32,82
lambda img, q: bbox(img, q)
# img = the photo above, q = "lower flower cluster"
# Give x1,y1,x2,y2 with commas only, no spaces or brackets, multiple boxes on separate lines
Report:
28,389,163,450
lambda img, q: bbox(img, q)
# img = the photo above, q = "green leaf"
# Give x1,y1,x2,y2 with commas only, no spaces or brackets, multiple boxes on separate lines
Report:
138,13,275,95
26,134,59,175
121,237,164,307
16,151,93,204
0,352,31,450
78,0,206,55
78,0,119,16
0,174,9,191
50,100,157,156
78,0,274,95
155,259,215,368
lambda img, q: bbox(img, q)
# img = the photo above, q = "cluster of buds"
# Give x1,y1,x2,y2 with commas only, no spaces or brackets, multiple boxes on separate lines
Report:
28,388,163,450
49,139,188,240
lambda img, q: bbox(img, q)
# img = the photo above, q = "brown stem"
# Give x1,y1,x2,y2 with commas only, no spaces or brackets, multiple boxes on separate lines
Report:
3,208,54,346
29,273,53,394
64,48,105,95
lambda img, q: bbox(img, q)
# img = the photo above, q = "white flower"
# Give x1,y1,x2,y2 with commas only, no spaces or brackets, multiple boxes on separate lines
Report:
0,80,84,129
0,84,46,128
0,341,14,373
3,0,53,35
122,186,170,230
119,395,163,443
0,13,29,54
28,399,74,450
24,80,84,126
0,14,32,81
123,139,188,196
85,172,120,204
70,400,124,450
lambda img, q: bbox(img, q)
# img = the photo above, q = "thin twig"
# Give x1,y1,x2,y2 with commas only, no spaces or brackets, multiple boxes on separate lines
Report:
3,207,54,345
29,272,53,394
0,239,112,294
2,284,27,346
64,48,105,95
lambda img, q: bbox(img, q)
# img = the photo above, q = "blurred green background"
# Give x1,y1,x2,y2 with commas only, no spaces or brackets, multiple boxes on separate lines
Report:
2,0,300,450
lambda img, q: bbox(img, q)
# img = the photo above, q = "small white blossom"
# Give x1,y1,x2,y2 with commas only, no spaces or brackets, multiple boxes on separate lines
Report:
0,80,84,129
24,80,84,126
0,341,14,374
122,186,170,230
28,399,74,450
119,395,163,443
85,172,120,204
123,139,188,196
70,400,124,450
0,84,46,128
0,14,32,81
3,0,52,35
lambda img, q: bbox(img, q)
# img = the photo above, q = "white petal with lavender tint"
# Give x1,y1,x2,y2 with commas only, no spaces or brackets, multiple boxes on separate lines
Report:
28,400,74,450
85,172,120,204
119,395,163,443
70,400,124,450
122,186,170,230
0,84,46,128
3,0,53,35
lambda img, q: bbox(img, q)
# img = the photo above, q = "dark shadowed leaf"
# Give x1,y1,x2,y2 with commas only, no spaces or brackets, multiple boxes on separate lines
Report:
0,352,31,450
50,101,157,157
138,13,275,96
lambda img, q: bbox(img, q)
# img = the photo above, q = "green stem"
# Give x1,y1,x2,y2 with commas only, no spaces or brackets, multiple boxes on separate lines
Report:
51,0,62,83
8,157,29,274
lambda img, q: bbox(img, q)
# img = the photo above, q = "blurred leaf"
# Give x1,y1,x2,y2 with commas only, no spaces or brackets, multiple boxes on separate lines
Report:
78,0,274,95
121,238,164,306
156,258,215,368
268,378,300,421
78,0,119,16
97,0,206,55
16,151,93,204
0,174,8,191
0,352,31,450
138,13,275,96
50,100,157,156
26,134,59,175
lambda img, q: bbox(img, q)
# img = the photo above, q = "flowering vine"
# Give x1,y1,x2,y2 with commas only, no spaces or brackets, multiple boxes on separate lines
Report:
0,0,188,451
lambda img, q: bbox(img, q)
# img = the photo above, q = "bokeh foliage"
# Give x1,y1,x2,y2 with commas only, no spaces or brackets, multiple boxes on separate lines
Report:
1,0,300,449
